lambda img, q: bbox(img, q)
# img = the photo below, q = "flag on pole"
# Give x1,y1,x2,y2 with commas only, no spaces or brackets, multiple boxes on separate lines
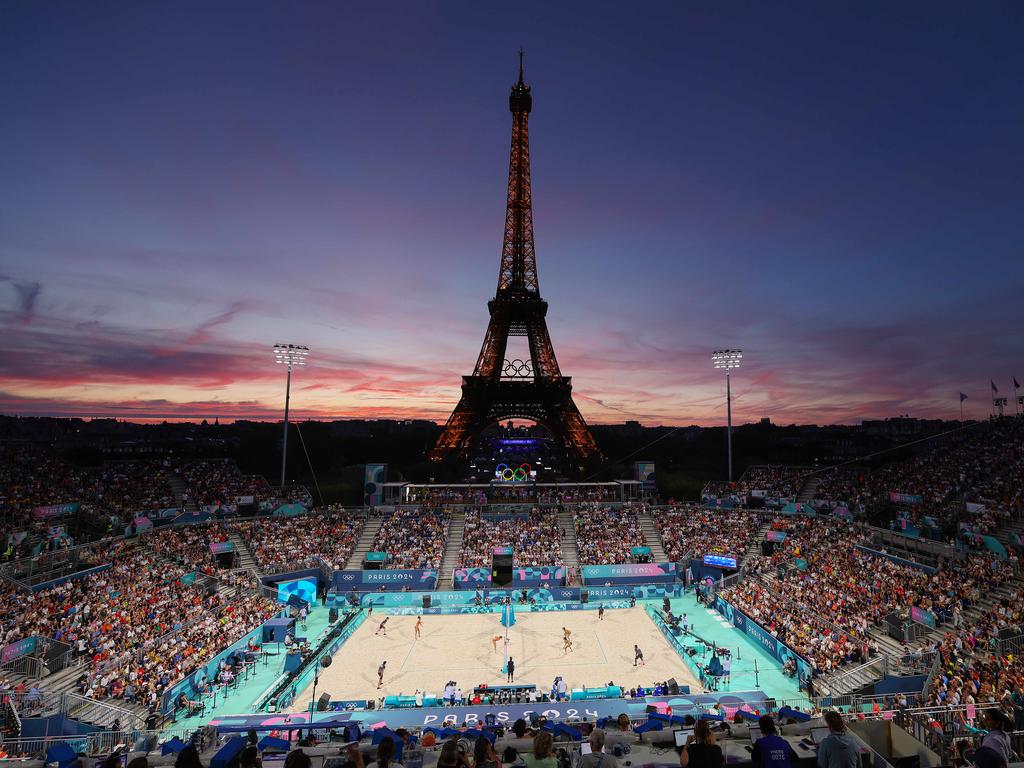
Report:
959,392,968,402
991,381,999,394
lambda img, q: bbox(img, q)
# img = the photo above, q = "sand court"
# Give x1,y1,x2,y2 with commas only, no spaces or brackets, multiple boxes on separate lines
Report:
300,607,702,704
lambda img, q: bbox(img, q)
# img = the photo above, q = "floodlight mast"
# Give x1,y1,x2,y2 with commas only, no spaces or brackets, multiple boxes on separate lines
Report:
273,344,310,489
711,350,742,483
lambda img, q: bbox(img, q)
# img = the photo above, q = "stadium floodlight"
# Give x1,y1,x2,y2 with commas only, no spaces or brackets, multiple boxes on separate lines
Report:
273,344,310,488
711,349,742,483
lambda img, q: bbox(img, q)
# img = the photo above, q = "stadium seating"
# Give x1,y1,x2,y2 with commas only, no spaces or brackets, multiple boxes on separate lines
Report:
573,505,647,565
459,509,563,568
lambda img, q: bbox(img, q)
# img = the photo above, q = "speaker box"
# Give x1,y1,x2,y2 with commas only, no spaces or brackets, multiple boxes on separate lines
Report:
329,607,339,623
423,595,431,609
317,693,331,711
667,678,679,695
580,590,589,604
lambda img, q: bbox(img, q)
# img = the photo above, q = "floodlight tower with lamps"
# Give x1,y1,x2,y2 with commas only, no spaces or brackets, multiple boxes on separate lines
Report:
711,349,742,483
273,344,309,489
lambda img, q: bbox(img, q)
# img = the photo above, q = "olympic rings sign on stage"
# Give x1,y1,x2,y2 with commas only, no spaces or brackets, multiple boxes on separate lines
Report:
495,462,532,482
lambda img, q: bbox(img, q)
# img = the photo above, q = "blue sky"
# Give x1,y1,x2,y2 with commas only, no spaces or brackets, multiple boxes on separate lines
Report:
1,2,1022,424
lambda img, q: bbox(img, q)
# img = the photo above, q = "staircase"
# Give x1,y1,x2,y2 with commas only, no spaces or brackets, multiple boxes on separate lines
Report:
62,692,147,730
994,515,1024,553
437,510,467,589
228,531,259,573
740,520,772,569
815,656,887,697
557,511,581,581
169,474,195,513
637,508,668,562
797,475,823,504
15,663,87,718
344,515,384,570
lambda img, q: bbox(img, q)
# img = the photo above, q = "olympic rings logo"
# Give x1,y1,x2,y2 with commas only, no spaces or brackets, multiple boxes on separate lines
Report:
495,463,532,481
502,359,533,378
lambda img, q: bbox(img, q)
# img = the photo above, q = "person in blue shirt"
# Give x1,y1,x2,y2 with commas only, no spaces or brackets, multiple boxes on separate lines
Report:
751,716,798,768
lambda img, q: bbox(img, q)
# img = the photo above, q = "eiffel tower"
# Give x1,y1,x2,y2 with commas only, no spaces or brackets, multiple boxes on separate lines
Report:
430,53,602,470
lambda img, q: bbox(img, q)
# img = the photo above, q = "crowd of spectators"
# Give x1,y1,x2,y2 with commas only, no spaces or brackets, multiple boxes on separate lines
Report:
574,505,647,565
812,420,1024,540
149,523,231,575
0,539,278,710
371,510,450,569
738,465,808,503
654,506,761,563
927,581,1024,713
236,512,364,571
537,486,619,503
182,460,272,509
401,484,620,506
727,517,1013,675
459,509,563,568
404,487,488,505
1,445,176,554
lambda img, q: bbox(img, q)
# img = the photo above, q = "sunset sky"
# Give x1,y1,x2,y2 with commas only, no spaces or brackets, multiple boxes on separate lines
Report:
2,2,1022,426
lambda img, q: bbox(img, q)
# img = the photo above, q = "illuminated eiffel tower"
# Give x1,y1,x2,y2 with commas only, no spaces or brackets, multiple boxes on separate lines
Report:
430,54,601,470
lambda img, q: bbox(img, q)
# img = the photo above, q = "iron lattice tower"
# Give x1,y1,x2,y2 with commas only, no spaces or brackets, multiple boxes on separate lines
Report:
430,54,602,470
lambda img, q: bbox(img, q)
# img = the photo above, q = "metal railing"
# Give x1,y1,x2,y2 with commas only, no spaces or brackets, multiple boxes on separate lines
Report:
0,653,45,680
883,610,934,643
819,655,887,695
61,691,143,727
0,725,201,758
995,630,1024,656
0,535,130,587
3,692,22,739
5,689,63,715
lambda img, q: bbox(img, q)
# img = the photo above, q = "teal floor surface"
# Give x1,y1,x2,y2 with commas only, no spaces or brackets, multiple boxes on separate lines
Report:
167,605,334,733
665,593,808,707
164,595,806,736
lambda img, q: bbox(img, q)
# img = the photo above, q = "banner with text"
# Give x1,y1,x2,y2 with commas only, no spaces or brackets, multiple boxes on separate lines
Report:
581,562,676,585
1,637,38,664
713,595,812,681
890,492,924,505
33,502,79,520
334,569,438,591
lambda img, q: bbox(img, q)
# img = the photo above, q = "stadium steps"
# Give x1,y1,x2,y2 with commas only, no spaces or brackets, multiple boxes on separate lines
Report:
866,626,907,657
637,509,668,562
994,517,1024,549
815,662,883,697
168,475,188,509
557,510,581,581
740,521,772,568
437,510,467,590
227,531,259,573
31,663,91,717
343,515,384,570
796,475,822,504
61,693,146,730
